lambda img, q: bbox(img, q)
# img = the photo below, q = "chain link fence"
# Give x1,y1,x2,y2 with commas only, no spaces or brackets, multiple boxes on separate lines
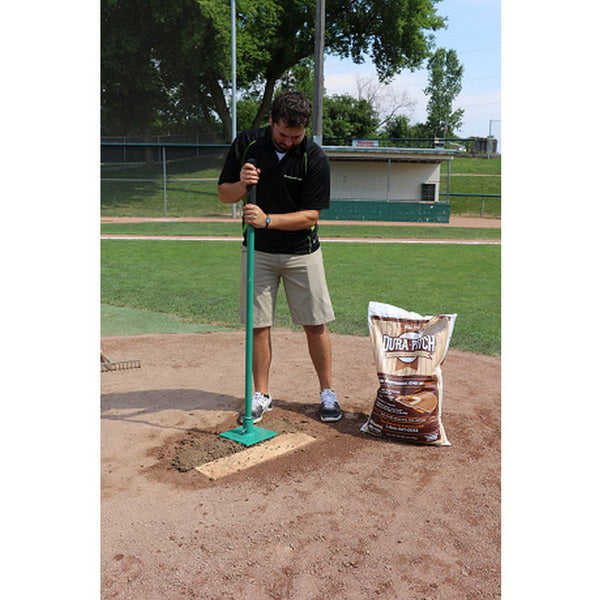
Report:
101,142,232,217
101,140,500,219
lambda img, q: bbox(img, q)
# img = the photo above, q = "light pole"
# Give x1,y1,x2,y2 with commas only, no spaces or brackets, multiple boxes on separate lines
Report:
231,1,238,217
231,0,237,143
312,0,325,145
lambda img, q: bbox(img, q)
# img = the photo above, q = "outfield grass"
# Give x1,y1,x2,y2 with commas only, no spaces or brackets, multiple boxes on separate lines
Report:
101,151,227,217
446,177,500,196
449,195,500,218
101,183,500,218
444,156,501,217
101,180,226,217
450,156,501,175
101,221,501,240
101,155,501,218
101,239,500,355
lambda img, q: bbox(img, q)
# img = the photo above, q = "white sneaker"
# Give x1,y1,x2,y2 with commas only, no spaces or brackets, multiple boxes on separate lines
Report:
239,392,273,424
320,389,342,422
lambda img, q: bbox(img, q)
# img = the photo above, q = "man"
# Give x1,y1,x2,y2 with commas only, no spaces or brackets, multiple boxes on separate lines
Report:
218,90,342,424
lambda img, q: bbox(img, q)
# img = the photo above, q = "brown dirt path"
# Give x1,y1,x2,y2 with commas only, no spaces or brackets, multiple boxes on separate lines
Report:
101,215,501,229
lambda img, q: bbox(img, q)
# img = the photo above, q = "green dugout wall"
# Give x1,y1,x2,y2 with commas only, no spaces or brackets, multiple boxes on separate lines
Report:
323,199,450,223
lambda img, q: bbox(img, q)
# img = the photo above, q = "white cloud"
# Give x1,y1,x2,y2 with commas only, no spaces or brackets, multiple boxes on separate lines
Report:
324,72,365,95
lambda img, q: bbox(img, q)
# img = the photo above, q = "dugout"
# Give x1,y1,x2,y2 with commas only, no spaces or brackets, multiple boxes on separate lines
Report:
321,146,455,223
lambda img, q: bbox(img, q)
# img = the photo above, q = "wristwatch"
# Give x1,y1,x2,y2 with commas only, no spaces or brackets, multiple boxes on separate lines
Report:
264,215,271,229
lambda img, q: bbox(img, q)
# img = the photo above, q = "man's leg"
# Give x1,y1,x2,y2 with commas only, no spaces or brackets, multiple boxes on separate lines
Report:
305,324,342,421
303,324,333,391
252,326,272,394
241,248,278,396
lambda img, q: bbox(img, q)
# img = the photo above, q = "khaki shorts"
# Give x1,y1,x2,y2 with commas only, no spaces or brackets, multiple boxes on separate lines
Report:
240,247,335,327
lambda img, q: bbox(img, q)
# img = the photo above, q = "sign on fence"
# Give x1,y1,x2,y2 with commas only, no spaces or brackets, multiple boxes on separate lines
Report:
352,140,379,148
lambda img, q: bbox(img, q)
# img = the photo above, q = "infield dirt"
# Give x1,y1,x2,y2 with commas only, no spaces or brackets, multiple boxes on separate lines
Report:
101,330,500,599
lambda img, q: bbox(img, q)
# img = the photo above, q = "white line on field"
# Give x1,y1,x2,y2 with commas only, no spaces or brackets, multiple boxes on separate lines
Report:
101,235,500,245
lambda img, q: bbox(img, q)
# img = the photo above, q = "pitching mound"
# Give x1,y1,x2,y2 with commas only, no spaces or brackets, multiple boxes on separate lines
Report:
101,331,500,599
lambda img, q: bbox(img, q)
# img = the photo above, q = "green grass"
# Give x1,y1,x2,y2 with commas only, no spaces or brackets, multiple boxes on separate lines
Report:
437,156,501,217
101,303,233,336
101,239,500,355
100,154,501,218
101,221,501,240
447,177,500,196
101,180,227,217
448,195,501,218
450,156,501,174
101,151,228,217
101,151,226,179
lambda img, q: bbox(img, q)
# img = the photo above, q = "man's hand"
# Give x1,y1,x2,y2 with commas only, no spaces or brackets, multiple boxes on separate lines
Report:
243,203,269,229
217,161,262,205
240,162,260,189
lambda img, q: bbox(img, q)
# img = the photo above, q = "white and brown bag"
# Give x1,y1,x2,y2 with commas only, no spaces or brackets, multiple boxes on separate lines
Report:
361,302,457,446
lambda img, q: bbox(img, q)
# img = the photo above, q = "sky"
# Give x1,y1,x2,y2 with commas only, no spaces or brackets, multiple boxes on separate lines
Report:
323,0,501,144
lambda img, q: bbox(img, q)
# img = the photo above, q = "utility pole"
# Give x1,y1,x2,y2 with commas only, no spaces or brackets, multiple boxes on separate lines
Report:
312,0,325,145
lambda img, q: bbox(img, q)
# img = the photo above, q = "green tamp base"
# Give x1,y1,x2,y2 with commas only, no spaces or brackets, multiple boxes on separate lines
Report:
220,423,278,446
219,207,279,448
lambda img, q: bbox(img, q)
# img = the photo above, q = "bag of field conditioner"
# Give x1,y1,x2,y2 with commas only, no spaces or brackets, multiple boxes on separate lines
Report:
361,302,457,446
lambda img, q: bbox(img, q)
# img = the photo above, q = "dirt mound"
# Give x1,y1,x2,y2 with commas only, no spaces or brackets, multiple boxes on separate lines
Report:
101,331,500,599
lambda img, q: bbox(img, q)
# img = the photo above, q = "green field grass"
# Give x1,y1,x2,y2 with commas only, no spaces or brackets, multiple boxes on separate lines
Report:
100,150,226,179
101,303,233,337
101,239,500,355
450,156,501,175
446,176,500,196
443,156,501,217
101,151,227,217
449,196,500,218
101,155,501,218
101,180,226,217
101,221,501,240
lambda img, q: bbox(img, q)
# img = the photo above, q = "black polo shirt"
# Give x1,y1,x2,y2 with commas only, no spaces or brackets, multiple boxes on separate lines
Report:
218,126,330,254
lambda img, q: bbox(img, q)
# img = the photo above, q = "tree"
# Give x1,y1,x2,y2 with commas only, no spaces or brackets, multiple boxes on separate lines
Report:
423,48,464,138
276,58,316,105
322,94,379,141
101,0,446,138
355,75,417,133
233,59,315,132
101,0,278,139
382,114,412,139
246,0,446,129
101,0,168,136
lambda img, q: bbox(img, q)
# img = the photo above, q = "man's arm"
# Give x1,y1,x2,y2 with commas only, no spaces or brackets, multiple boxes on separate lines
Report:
217,180,247,204
218,160,260,204
242,204,320,230
220,159,321,229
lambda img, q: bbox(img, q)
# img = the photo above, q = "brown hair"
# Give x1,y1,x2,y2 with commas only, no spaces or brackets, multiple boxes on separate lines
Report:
271,91,312,129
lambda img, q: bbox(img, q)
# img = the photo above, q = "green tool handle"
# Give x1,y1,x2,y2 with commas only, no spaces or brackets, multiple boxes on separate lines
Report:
242,168,258,433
